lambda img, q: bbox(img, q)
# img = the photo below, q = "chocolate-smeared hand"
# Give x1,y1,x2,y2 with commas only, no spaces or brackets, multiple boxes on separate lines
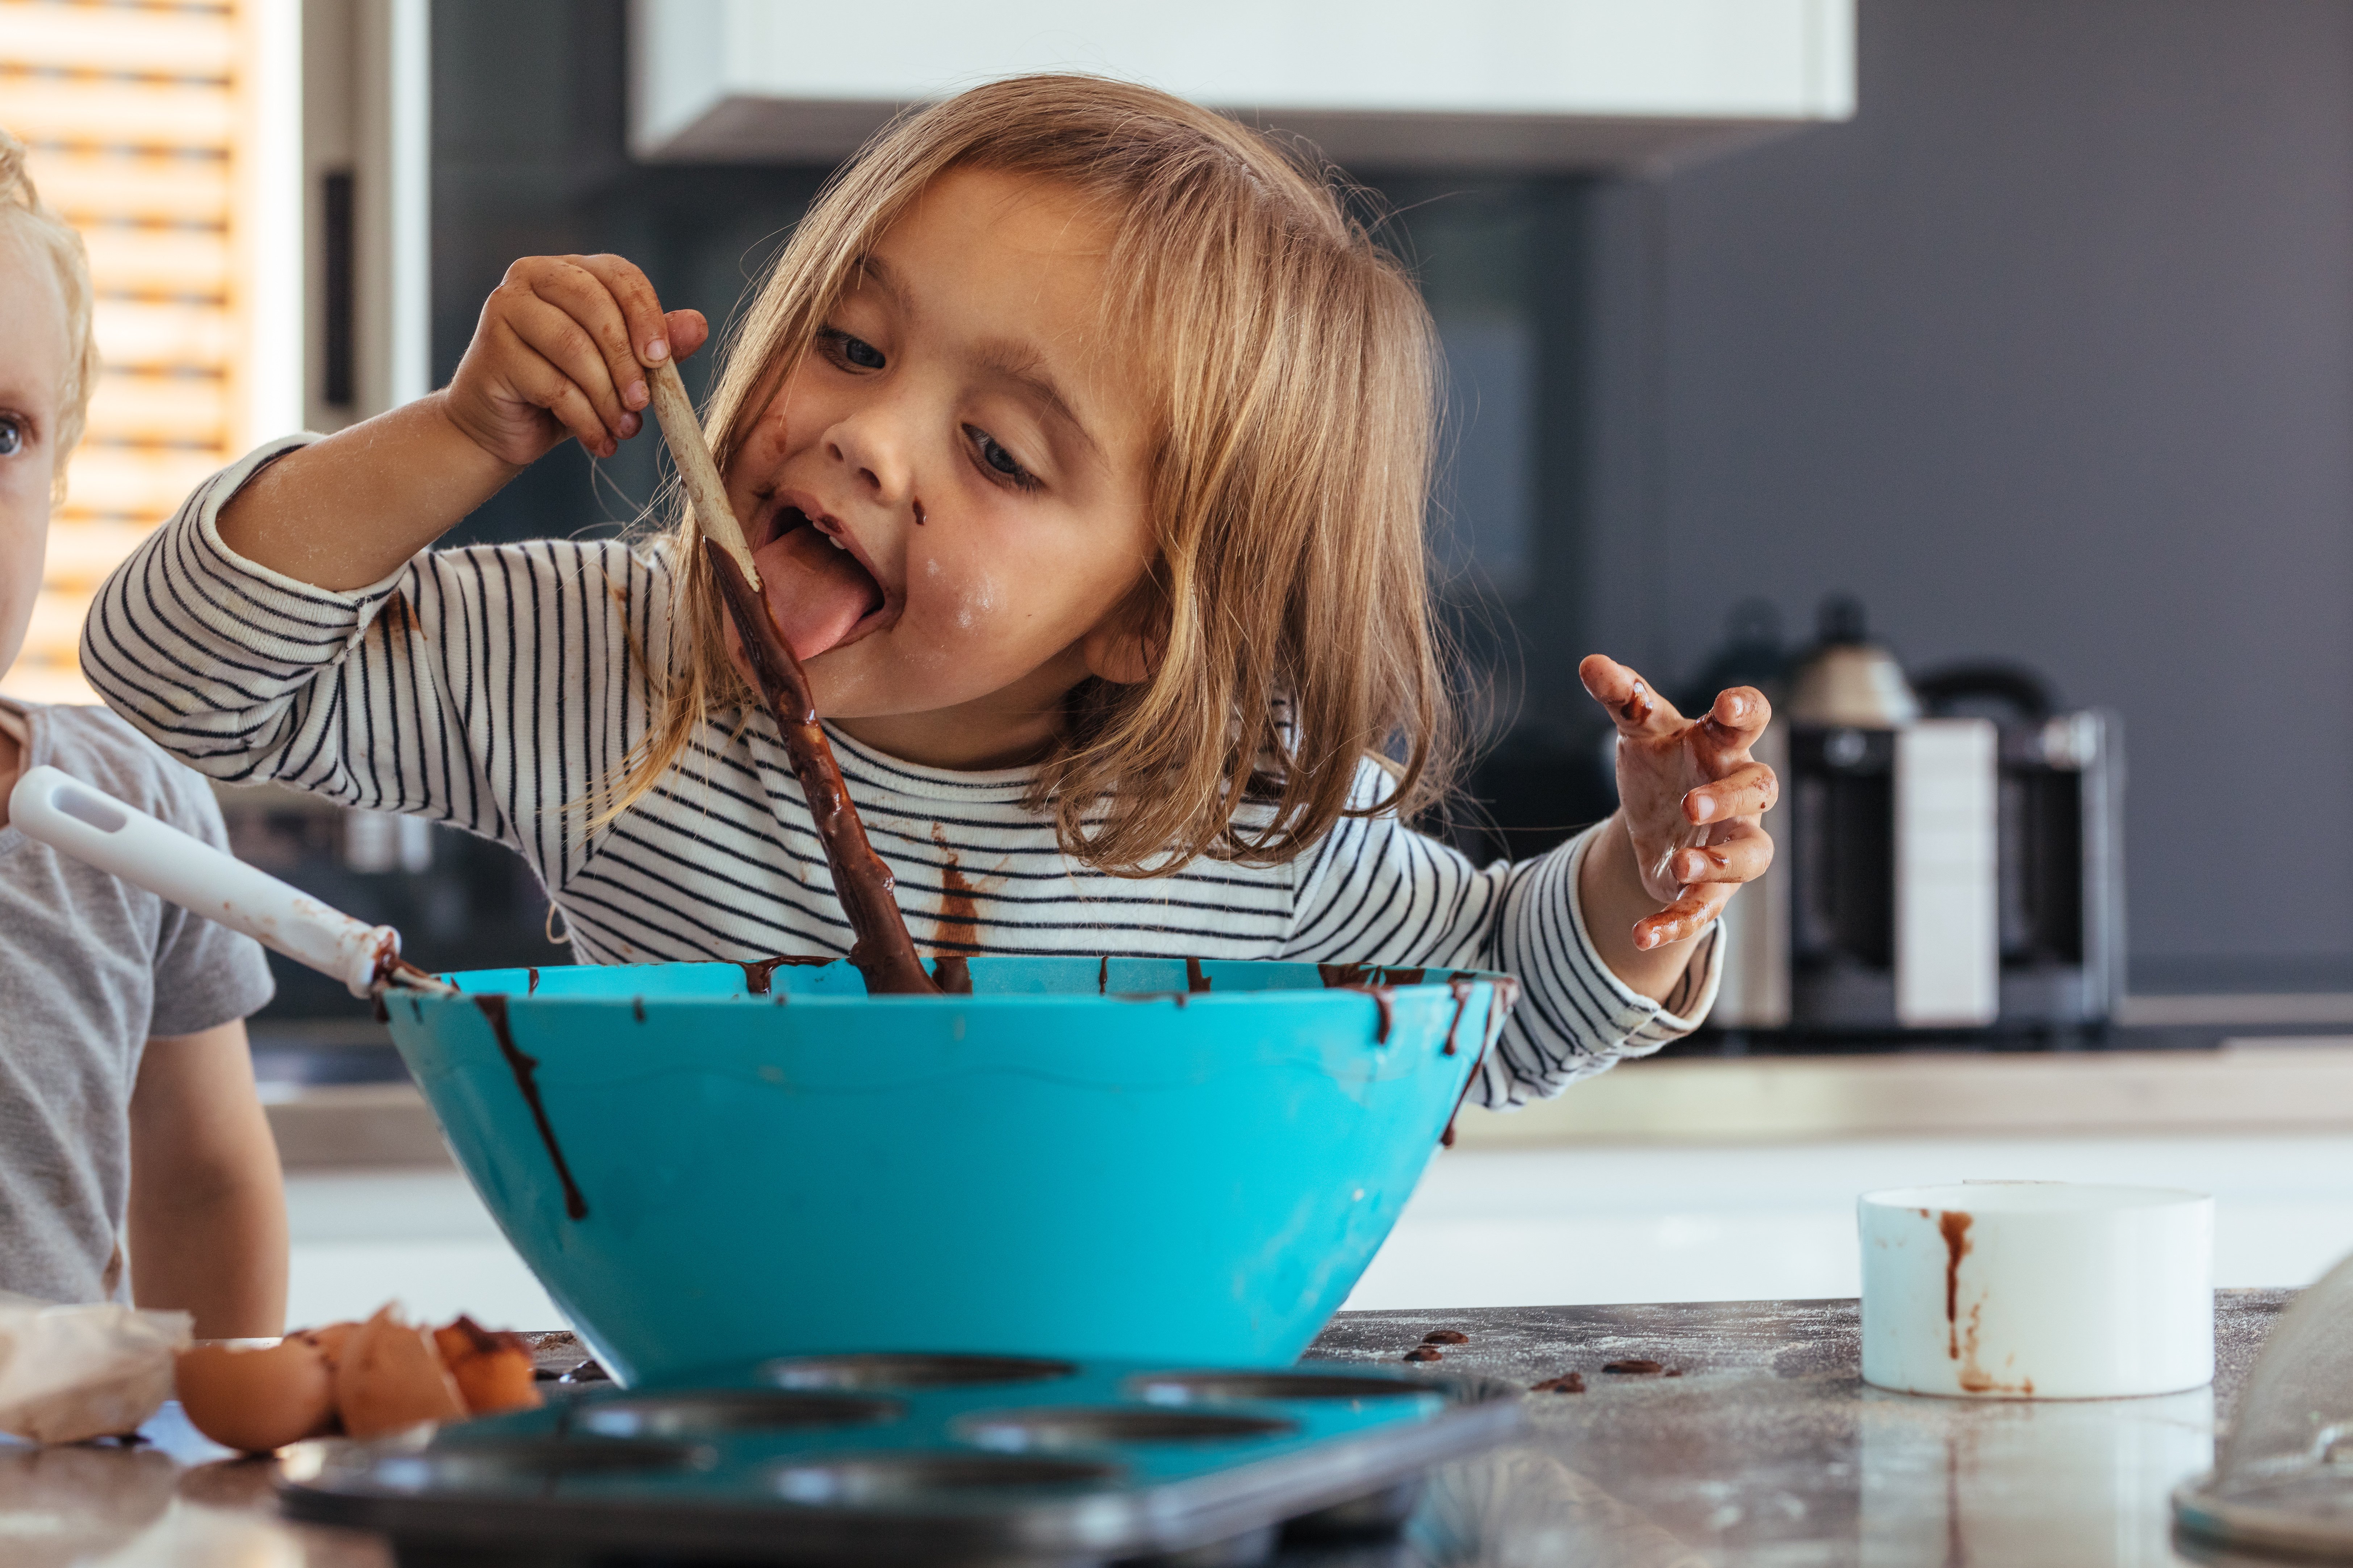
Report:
1579,653,1777,960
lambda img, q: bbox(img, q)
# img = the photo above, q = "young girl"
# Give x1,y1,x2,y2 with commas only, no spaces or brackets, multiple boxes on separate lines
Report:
0,128,285,1332
84,77,1775,1110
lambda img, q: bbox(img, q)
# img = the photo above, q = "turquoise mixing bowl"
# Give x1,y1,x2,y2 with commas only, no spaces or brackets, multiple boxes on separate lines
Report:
381,957,1507,1385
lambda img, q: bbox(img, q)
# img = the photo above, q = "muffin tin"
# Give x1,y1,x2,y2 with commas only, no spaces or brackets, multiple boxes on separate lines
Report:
277,1351,1521,1565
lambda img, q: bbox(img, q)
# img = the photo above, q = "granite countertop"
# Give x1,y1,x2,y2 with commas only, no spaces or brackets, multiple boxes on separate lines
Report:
1302,1291,2289,1566
0,1292,2293,1567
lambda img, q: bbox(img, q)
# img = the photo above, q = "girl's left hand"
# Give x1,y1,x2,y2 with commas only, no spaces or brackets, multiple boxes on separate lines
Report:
1580,653,1778,952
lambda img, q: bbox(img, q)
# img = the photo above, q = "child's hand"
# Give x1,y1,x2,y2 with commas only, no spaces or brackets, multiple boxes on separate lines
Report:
444,255,711,467
1580,653,1777,953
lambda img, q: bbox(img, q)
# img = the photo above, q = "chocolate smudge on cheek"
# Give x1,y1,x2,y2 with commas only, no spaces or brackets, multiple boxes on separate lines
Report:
703,537,936,996
475,995,589,1221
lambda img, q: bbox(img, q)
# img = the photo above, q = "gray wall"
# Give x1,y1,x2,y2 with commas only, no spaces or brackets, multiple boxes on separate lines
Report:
1575,0,2353,988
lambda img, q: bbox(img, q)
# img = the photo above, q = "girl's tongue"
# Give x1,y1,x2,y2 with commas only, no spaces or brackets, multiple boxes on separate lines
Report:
753,514,885,661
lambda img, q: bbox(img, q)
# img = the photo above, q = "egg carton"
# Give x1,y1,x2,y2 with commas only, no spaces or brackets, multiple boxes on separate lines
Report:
277,1351,1522,1567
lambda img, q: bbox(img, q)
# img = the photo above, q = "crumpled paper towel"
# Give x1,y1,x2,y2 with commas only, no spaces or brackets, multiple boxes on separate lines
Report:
0,1291,191,1443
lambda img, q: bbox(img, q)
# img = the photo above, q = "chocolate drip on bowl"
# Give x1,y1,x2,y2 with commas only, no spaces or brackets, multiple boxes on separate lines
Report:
475,995,590,1221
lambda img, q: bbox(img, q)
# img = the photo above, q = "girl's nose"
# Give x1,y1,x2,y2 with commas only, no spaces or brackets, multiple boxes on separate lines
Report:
825,416,912,506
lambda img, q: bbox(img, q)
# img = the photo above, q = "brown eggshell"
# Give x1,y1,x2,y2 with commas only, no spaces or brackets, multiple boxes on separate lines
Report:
334,1307,467,1438
433,1315,543,1416
450,1345,542,1415
174,1338,337,1454
297,1320,360,1370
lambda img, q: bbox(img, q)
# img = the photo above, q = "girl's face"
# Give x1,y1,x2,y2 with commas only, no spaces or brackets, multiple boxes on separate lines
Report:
0,229,65,688
724,168,1155,766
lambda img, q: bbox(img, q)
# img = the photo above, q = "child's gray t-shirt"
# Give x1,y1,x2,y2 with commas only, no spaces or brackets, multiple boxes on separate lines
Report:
0,699,275,1304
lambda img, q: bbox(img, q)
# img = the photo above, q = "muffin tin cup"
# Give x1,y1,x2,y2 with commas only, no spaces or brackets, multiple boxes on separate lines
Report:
279,1353,1522,1565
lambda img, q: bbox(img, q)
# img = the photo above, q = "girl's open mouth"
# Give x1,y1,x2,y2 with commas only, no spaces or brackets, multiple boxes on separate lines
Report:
754,504,894,661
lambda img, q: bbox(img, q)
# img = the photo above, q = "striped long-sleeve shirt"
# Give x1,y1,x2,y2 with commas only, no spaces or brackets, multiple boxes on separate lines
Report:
82,437,1721,1108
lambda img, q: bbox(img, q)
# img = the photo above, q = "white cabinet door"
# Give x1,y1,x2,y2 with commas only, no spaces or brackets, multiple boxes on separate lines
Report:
630,0,1854,171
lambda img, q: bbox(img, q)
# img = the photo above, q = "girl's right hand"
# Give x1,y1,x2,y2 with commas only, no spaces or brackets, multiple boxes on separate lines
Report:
442,254,711,467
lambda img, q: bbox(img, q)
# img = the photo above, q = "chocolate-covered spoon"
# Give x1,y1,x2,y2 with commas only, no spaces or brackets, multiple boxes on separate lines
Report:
644,360,939,995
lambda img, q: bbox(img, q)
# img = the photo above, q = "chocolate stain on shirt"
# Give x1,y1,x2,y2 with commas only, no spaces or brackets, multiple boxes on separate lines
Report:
927,822,985,950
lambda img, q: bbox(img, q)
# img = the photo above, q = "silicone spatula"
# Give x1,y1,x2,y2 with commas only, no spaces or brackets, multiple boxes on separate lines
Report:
9,764,451,997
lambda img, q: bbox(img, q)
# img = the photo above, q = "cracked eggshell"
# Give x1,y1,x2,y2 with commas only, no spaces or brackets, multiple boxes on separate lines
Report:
174,1338,336,1454
334,1307,467,1438
297,1320,360,1371
433,1316,542,1416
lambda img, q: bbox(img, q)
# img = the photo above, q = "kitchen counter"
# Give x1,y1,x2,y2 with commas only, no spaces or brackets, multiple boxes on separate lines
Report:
1454,1036,2353,1148
1305,1291,2286,1565
2,1291,2290,1566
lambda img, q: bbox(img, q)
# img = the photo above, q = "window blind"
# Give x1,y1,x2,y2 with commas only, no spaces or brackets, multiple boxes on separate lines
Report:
3,0,252,704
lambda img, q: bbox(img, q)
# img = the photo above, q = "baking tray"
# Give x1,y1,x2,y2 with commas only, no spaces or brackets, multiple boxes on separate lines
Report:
277,1351,1522,1566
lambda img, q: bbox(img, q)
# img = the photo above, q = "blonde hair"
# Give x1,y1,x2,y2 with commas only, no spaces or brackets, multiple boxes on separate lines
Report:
0,127,98,500
623,75,1453,875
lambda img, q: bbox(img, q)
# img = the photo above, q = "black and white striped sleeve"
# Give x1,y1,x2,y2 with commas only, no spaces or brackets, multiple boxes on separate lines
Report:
79,436,666,892
1279,763,1722,1107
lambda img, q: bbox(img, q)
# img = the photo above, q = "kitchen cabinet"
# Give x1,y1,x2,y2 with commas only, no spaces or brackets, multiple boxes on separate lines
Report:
628,0,1855,171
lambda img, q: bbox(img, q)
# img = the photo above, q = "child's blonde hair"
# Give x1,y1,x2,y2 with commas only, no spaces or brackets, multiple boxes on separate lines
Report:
627,75,1453,875
0,127,99,500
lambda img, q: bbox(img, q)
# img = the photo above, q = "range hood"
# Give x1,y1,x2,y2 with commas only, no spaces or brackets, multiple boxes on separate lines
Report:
629,0,1854,173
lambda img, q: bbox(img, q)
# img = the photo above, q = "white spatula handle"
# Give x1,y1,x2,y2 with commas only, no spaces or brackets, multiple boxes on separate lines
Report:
10,765,410,997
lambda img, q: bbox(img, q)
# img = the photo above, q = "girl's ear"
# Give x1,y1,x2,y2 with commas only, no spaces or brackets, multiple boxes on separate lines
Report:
1079,594,1157,686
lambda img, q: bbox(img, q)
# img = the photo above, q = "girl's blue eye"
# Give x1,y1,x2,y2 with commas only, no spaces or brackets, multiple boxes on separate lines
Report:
823,329,885,371
0,418,20,458
965,425,1034,488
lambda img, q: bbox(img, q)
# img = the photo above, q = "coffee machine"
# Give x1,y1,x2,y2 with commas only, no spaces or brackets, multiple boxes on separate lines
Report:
1711,600,2125,1034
